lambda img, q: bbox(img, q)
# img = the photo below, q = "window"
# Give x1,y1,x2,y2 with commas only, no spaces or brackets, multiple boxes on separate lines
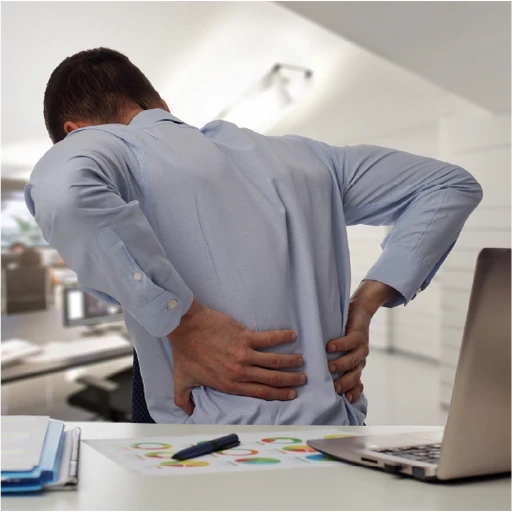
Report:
1,190,47,248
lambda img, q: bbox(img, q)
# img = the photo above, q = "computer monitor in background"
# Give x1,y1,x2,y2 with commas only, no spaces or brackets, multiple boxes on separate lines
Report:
63,287,124,333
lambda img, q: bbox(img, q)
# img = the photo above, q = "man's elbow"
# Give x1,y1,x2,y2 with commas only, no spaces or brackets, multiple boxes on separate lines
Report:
453,166,484,208
466,172,484,206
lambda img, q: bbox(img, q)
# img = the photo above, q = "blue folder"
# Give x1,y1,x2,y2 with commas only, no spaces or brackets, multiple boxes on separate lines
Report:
1,419,64,493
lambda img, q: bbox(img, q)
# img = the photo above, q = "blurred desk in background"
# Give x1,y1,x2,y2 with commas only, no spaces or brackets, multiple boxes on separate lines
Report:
1,309,132,385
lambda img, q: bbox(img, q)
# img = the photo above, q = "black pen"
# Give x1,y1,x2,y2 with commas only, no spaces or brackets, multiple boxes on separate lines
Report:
172,434,240,460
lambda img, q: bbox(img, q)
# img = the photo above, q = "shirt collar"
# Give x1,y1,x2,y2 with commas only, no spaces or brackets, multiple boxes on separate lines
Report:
129,108,185,129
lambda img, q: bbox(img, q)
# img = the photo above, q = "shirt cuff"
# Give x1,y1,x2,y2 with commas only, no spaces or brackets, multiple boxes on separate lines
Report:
135,278,194,338
364,246,431,308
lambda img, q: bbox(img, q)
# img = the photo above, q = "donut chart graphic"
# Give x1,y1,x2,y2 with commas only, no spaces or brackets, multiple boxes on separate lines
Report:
145,451,176,459
235,457,281,465
131,442,172,450
306,453,336,462
217,448,259,456
282,445,317,453
261,437,302,444
160,460,210,468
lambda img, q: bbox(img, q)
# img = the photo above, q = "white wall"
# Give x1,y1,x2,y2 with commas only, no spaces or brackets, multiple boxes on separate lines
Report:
437,110,511,407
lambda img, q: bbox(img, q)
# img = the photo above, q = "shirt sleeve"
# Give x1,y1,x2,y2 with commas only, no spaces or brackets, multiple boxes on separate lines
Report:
305,141,483,307
25,129,194,337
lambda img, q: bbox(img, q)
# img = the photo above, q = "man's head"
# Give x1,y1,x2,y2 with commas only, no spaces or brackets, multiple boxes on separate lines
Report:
44,47,169,144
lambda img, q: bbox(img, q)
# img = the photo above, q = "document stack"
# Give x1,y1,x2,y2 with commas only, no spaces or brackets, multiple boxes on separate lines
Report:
1,416,81,493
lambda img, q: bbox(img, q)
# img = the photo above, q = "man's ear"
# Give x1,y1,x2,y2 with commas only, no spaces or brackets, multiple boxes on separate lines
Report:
64,120,90,135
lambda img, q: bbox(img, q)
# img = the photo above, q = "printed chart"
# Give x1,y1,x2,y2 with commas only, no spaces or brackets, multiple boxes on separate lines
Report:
85,430,355,476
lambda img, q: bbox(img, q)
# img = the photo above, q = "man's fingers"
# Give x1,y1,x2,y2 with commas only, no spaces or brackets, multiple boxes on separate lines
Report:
327,331,365,353
244,367,307,388
251,350,304,369
344,381,364,403
233,383,298,401
328,348,368,373
333,363,365,395
172,359,196,416
249,329,297,349
174,387,195,416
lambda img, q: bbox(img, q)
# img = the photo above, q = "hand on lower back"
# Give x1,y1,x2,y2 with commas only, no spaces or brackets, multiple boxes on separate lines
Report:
168,298,306,415
326,302,370,403
325,280,396,403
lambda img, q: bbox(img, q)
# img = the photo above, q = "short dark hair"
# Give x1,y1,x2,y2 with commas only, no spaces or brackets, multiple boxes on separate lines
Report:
44,47,165,143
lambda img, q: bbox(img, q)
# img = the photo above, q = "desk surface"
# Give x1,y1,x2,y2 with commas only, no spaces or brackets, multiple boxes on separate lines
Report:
2,423,510,511
1,310,132,383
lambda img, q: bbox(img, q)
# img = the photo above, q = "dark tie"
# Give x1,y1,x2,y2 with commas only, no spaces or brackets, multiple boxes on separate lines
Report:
131,350,155,423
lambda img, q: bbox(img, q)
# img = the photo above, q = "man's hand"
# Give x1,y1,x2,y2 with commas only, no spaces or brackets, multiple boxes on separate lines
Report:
169,298,306,415
326,303,371,402
326,280,397,403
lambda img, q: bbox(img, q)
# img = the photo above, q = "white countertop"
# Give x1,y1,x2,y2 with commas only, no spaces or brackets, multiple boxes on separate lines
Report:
2,423,510,511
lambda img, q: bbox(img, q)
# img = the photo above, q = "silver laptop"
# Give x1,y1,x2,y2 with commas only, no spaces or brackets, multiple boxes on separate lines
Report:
308,248,511,481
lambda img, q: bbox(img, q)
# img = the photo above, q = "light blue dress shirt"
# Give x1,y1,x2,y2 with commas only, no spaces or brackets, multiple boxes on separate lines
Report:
26,109,482,425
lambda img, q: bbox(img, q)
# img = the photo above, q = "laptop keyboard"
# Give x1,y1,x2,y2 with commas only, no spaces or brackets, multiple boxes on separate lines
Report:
373,443,441,464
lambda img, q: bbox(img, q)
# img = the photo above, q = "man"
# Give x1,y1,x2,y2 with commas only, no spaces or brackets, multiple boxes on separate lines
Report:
26,48,482,425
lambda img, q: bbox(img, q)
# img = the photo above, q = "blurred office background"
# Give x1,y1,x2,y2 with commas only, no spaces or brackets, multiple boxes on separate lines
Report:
1,1,510,425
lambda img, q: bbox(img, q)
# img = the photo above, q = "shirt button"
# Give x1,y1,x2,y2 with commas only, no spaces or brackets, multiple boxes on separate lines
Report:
133,272,143,281
167,299,178,310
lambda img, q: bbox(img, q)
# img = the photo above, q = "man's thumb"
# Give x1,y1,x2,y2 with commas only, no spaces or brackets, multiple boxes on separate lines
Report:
174,385,195,416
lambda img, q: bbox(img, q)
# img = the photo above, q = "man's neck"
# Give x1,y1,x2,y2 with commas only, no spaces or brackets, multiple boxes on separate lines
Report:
123,107,145,125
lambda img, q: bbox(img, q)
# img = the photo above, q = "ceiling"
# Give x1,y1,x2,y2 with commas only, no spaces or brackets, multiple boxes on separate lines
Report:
281,1,511,113
1,1,490,180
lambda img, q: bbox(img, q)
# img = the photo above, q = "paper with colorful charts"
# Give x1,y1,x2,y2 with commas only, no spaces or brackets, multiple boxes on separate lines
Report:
85,429,355,476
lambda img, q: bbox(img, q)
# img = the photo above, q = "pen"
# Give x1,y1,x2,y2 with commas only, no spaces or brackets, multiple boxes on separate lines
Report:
172,434,240,460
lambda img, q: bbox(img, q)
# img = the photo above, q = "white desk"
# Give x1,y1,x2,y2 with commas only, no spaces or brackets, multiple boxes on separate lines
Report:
2,423,510,511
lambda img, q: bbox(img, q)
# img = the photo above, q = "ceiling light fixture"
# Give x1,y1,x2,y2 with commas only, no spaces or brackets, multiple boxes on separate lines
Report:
216,63,313,132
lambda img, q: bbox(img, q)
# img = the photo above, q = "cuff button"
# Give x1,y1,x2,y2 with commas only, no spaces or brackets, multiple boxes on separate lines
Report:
167,299,178,310
133,272,143,281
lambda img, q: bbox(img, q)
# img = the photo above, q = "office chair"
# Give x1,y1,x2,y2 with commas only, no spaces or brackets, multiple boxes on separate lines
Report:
67,351,155,423
67,364,133,422
4,266,51,314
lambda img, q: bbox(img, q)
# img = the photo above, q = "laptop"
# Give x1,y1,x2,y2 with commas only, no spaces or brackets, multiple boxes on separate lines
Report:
308,248,511,481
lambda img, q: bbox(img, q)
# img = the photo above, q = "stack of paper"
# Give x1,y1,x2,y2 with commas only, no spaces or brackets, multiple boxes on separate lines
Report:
1,416,81,493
